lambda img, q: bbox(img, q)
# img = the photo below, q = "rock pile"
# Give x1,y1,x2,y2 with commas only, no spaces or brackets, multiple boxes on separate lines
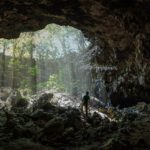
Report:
0,91,149,149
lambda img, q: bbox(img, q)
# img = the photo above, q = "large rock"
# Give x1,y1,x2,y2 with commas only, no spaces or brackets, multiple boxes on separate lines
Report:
2,138,53,150
5,90,23,110
0,110,7,127
133,102,147,112
87,112,103,127
147,103,150,113
0,88,11,101
38,93,53,102
62,108,83,129
31,109,54,121
101,136,128,150
33,93,53,111
13,125,35,138
42,117,65,136
15,98,29,108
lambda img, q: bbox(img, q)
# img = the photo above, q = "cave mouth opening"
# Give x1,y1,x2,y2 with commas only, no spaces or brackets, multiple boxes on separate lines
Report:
0,23,94,98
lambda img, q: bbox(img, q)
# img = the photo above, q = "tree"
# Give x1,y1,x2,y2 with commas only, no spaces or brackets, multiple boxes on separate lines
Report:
0,40,6,87
28,32,37,94
11,40,18,89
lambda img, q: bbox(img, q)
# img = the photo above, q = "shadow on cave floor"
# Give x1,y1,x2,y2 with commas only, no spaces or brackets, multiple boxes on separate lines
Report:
0,90,150,150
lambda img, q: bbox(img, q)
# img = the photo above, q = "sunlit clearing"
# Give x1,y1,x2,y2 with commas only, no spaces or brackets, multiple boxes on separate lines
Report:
0,24,91,96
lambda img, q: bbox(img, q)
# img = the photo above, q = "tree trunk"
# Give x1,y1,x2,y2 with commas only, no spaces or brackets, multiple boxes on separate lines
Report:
12,43,17,89
30,58,37,94
1,42,6,87
70,54,77,96
29,33,37,94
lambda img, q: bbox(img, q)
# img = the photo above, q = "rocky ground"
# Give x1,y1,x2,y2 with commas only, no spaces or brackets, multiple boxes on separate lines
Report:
0,90,150,150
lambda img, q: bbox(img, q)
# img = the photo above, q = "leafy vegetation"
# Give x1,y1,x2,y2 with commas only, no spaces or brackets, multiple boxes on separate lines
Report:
0,24,90,94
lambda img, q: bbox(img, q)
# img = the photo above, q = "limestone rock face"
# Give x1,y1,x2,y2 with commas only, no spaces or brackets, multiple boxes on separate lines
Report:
0,0,150,42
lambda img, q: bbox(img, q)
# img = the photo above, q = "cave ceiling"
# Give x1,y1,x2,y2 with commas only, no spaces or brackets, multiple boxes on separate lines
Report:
0,0,150,50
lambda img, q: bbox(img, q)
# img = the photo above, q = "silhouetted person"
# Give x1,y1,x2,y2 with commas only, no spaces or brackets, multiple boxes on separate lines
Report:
81,91,90,116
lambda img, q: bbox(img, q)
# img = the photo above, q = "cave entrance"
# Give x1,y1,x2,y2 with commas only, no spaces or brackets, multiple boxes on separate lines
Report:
0,24,94,97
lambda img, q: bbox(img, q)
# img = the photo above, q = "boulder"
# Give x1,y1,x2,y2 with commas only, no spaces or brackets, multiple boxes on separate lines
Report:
37,117,65,145
101,136,128,150
0,100,5,109
63,108,83,129
134,102,147,112
31,109,53,121
13,125,34,138
33,93,54,111
63,127,74,137
2,138,52,150
15,98,29,108
0,88,11,101
0,110,7,127
5,90,22,110
38,93,53,103
43,117,65,136
147,103,150,113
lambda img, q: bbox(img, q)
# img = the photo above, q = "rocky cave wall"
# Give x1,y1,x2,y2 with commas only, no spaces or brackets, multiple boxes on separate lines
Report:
0,0,150,102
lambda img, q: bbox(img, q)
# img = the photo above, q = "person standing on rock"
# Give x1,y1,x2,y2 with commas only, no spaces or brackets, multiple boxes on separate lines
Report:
81,91,90,116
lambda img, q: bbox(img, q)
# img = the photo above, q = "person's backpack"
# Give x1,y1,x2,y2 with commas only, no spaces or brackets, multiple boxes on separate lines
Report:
82,95,89,103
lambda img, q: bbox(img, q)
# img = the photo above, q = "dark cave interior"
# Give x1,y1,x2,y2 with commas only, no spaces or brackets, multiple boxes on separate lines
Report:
0,0,150,149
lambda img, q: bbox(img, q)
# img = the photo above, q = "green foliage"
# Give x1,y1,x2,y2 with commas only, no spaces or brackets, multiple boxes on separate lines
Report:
46,74,65,91
0,24,90,94
28,66,37,76
20,79,29,88
37,74,65,92
19,80,33,95
37,82,47,89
